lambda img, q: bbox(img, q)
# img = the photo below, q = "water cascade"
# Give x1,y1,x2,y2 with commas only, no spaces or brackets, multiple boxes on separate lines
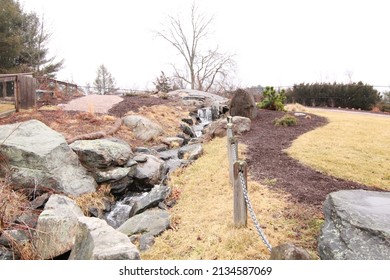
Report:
193,107,213,137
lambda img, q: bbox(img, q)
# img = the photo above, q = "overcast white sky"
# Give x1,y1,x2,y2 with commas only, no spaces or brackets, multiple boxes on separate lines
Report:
20,0,390,91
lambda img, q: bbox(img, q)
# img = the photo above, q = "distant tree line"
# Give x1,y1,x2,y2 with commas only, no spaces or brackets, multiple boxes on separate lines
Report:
0,0,63,77
285,82,381,110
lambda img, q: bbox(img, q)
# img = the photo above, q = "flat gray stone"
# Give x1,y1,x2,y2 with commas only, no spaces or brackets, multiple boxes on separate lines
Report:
95,167,131,183
70,138,133,169
318,190,390,260
69,217,140,260
117,208,170,237
129,185,171,217
270,243,311,260
159,148,179,161
133,155,148,163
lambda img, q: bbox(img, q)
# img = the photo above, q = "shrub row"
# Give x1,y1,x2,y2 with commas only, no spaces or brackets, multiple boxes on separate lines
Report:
285,82,381,110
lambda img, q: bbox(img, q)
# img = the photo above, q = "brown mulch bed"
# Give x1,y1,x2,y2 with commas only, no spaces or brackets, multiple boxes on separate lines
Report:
241,109,379,212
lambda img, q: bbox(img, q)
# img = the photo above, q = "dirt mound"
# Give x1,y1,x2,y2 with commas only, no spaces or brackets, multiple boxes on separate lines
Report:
108,95,179,117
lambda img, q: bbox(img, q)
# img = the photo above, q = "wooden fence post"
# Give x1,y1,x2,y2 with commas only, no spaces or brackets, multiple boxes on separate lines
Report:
228,136,238,186
14,76,20,112
233,160,247,227
2,81,6,98
227,121,233,184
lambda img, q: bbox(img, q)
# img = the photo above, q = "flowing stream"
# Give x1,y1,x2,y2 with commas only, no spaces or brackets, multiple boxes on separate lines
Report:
105,107,215,227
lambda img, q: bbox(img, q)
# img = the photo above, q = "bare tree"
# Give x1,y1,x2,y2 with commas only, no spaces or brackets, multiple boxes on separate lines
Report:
156,3,235,92
345,69,354,84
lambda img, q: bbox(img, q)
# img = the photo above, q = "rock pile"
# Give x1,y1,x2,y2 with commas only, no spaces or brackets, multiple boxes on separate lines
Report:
0,113,206,260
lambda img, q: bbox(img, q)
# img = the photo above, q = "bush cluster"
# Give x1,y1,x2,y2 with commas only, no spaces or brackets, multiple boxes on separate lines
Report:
273,114,298,127
286,82,381,110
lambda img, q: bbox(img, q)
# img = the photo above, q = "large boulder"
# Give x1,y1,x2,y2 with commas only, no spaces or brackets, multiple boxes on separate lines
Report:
133,154,168,189
229,89,258,119
123,115,163,142
318,190,390,260
168,89,229,106
34,195,84,259
0,120,96,196
69,217,140,260
203,116,251,140
69,138,133,170
118,208,170,237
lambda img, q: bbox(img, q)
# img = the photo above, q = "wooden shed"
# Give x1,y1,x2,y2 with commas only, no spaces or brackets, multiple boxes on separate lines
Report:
0,73,37,112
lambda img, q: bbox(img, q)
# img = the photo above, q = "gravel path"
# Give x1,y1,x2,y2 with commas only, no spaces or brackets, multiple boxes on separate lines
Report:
63,94,123,114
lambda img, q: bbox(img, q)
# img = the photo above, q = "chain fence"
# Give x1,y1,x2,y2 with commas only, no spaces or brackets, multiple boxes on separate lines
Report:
227,117,273,252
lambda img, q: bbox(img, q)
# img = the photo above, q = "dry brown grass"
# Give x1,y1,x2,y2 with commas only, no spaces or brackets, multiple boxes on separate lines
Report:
72,184,114,217
0,180,29,231
0,105,191,149
126,104,190,139
0,103,15,113
0,154,40,260
1,230,39,260
285,103,307,112
141,137,322,260
288,109,390,190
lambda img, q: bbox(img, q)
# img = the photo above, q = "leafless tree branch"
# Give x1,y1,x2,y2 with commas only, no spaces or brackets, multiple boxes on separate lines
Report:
155,3,235,92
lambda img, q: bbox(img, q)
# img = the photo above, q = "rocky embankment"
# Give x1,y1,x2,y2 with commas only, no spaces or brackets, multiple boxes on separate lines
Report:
0,91,243,260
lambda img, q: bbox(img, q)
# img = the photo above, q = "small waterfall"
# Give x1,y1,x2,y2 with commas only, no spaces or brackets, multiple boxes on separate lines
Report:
193,107,213,137
197,108,213,123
